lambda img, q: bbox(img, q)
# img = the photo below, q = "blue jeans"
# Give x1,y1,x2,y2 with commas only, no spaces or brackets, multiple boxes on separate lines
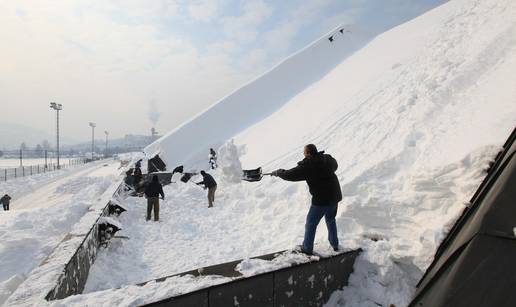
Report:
303,204,339,253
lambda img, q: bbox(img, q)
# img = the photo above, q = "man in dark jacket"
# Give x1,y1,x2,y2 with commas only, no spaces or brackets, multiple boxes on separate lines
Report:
144,175,164,221
197,170,217,208
272,144,342,255
124,168,134,187
1,194,11,211
133,166,143,189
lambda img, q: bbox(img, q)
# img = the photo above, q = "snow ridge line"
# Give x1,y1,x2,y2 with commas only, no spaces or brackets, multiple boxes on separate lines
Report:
4,180,125,307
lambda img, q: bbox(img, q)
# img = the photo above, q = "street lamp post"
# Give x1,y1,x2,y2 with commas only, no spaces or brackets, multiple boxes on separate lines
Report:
104,130,109,157
89,122,96,160
50,102,63,169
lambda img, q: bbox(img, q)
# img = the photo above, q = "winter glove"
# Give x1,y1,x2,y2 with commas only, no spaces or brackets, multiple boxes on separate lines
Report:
271,169,285,177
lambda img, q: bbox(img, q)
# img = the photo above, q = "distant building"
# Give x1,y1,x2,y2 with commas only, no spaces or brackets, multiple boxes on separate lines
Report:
151,128,160,140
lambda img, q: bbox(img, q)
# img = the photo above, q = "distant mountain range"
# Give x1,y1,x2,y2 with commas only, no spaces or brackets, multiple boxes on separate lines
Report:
0,122,158,152
0,122,78,150
63,134,157,152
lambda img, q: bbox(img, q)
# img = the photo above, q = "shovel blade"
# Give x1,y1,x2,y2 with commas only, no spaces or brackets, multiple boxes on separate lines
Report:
242,167,263,182
180,173,194,183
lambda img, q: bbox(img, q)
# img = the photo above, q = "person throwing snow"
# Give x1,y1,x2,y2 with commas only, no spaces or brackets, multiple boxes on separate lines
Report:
197,170,218,208
271,144,342,255
144,175,164,221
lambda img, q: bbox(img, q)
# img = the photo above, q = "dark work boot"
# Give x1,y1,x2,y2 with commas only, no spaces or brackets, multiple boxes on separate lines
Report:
294,245,313,255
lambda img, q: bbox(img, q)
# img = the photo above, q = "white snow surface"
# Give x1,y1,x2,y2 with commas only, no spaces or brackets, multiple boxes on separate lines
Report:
217,139,244,184
4,0,516,306
76,0,516,306
144,25,370,167
0,160,123,306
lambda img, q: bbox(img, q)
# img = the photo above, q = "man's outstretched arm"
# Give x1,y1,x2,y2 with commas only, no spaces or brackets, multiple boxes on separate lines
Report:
272,165,307,182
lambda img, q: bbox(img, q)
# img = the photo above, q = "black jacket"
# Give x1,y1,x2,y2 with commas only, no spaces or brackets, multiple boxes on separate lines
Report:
144,181,164,198
133,167,142,177
1,195,11,205
278,152,342,206
198,173,217,188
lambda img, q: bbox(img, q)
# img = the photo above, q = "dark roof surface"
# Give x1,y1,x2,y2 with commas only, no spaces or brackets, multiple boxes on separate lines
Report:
410,127,516,307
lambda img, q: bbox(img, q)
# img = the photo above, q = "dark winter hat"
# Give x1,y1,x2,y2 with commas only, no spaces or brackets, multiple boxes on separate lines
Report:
152,175,159,182
200,170,206,175
305,144,318,156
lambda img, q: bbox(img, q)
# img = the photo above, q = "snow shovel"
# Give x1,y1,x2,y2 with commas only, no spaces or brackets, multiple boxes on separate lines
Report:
180,172,199,183
172,165,184,175
169,165,184,183
242,167,272,182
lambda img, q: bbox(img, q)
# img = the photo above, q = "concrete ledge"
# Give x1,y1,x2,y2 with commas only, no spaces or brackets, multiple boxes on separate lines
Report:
142,249,361,307
4,181,124,306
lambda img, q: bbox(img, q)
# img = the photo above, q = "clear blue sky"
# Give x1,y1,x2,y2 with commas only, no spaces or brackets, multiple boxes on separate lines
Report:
0,0,446,143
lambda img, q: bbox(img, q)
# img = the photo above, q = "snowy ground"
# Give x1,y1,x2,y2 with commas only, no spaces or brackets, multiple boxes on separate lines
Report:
81,1,516,306
3,0,516,306
0,160,123,305
84,146,498,305
0,161,98,202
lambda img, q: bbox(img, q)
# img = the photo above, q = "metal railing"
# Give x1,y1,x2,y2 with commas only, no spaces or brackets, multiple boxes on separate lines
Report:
0,158,86,182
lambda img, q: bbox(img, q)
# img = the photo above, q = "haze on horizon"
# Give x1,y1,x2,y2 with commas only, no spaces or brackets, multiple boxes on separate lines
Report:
0,0,445,147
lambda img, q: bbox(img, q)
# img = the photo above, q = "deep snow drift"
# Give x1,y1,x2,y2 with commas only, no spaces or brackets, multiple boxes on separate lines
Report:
144,25,370,168
28,0,516,306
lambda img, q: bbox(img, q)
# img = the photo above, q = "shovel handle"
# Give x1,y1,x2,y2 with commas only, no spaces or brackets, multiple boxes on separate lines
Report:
262,173,273,176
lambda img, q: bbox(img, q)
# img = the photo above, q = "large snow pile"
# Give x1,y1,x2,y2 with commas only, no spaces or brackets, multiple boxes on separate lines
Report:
144,26,371,167
217,139,244,184
36,0,516,306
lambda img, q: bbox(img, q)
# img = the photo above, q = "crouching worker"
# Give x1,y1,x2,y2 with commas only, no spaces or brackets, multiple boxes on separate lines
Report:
197,170,217,208
144,175,164,221
271,144,342,255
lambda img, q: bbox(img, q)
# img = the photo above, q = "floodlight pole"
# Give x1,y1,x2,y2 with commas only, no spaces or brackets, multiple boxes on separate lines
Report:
50,102,63,169
89,122,96,160
104,130,109,157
